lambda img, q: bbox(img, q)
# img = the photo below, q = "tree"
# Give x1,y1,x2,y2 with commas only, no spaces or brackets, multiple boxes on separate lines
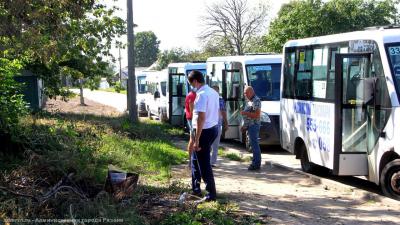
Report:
0,0,125,99
0,59,26,136
265,0,399,53
155,48,209,70
199,0,270,55
135,31,160,67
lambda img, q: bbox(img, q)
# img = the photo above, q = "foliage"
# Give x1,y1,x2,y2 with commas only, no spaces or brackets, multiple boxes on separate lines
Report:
0,104,266,223
200,37,236,57
0,112,188,223
135,31,160,67
113,83,126,94
0,58,27,135
200,0,271,55
0,0,126,98
265,0,399,53
11,114,186,182
156,48,208,70
161,201,262,225
218,149,245,162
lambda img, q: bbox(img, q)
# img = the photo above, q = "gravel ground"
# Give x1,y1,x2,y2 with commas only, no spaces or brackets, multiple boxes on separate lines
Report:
171,139,400,225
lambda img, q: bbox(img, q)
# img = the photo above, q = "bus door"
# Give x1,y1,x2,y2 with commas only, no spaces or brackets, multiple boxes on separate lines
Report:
334,53,373,175
168,72,186,126
222,62,244,140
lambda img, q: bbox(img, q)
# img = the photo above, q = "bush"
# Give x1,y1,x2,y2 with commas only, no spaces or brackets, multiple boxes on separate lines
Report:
114,81,125,93
0,58,27,134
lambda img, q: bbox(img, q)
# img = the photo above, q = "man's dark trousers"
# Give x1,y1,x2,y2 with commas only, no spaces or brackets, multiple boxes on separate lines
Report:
191,125,218,200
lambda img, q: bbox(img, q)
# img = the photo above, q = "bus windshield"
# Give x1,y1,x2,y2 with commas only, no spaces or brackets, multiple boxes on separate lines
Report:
388,44,400,93
161,81,167,96
137,76,146,94
246,64,281,101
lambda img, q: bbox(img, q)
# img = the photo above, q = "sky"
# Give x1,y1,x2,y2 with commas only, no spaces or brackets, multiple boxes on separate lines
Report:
103,0,289,69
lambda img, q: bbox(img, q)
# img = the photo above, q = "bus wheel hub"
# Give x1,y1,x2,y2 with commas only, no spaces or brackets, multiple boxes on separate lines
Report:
390,171,400,194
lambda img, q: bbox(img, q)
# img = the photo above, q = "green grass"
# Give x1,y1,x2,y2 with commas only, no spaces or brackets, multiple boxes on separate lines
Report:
218,148,248,162
161,201,264,225
100,87,127,94
0,111,262,224
0,112,188,223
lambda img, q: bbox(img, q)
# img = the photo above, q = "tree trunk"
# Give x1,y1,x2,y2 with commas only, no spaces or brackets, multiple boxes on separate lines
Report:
79,79,85,106
127,0,138,123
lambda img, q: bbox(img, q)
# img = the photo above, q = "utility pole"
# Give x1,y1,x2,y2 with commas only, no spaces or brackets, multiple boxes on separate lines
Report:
118,47,122,85
127,0,138,123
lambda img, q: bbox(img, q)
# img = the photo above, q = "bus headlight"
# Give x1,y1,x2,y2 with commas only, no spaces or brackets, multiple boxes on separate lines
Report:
260,112,271,123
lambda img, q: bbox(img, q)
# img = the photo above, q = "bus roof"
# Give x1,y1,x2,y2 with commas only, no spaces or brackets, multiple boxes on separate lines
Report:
206,54,282,65
167,62,206,70
284,27,400,48
144,69,168,82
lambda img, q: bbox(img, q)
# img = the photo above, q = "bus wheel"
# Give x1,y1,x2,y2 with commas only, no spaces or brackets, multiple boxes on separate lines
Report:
245,131,252,153
300,144,316,173
159,110,167,122
380,159,400,200
147,107,152,119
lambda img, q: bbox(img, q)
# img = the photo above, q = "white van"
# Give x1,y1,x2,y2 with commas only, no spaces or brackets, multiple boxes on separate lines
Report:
167,62,207,126
145,69,169,121
207,54,282,149
280,27,400,199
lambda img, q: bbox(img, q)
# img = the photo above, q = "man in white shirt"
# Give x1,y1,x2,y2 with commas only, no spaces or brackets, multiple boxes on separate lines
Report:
188,70,219,201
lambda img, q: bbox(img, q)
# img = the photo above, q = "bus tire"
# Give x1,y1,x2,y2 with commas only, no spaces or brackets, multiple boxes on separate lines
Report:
300,144,317,173
159,109,168,122
380,159,400,200
147,107,152,119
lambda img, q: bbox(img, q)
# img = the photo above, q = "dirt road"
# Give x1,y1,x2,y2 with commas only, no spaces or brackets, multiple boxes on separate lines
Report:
172,139,400,225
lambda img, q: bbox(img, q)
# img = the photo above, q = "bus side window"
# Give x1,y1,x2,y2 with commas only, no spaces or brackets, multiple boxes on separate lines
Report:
283,50,295,98
312,47,328,99
326,48,338,100
176,83,183,97
295,49,313,99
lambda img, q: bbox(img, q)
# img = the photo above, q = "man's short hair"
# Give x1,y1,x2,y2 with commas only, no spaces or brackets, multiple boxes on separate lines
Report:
188,70,205,84
212,85,219,91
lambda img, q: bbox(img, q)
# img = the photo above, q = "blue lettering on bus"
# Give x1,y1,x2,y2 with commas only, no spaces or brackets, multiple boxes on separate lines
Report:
306,117,330,135
294,102,311,115
318,137,328,152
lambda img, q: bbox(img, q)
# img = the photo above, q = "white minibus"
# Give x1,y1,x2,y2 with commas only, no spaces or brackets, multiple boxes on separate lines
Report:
207,54,282,150
144,69,169,121
280,26,400,199
167,62,207,126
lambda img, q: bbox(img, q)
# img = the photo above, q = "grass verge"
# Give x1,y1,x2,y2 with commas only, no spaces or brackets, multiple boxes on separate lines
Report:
99,87,127,95
0,110,264,224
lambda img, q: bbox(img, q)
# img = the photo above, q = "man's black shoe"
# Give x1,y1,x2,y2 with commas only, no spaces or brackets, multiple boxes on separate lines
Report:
191,191,203,197
248,164,260,171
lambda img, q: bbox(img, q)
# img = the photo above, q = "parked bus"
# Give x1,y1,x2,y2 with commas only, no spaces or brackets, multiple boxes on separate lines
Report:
280,26,400,199
144,69,169,121
136,71,149,116
206,54,282,150
168,62,207,126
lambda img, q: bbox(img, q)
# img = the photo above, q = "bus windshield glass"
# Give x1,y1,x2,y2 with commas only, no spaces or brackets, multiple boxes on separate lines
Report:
137,76,146,94
186,69,206,91
161,81,167,96
246,64,281,100
388,44,400,93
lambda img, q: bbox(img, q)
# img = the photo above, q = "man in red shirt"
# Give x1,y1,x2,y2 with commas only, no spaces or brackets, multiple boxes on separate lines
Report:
185,89,196,167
